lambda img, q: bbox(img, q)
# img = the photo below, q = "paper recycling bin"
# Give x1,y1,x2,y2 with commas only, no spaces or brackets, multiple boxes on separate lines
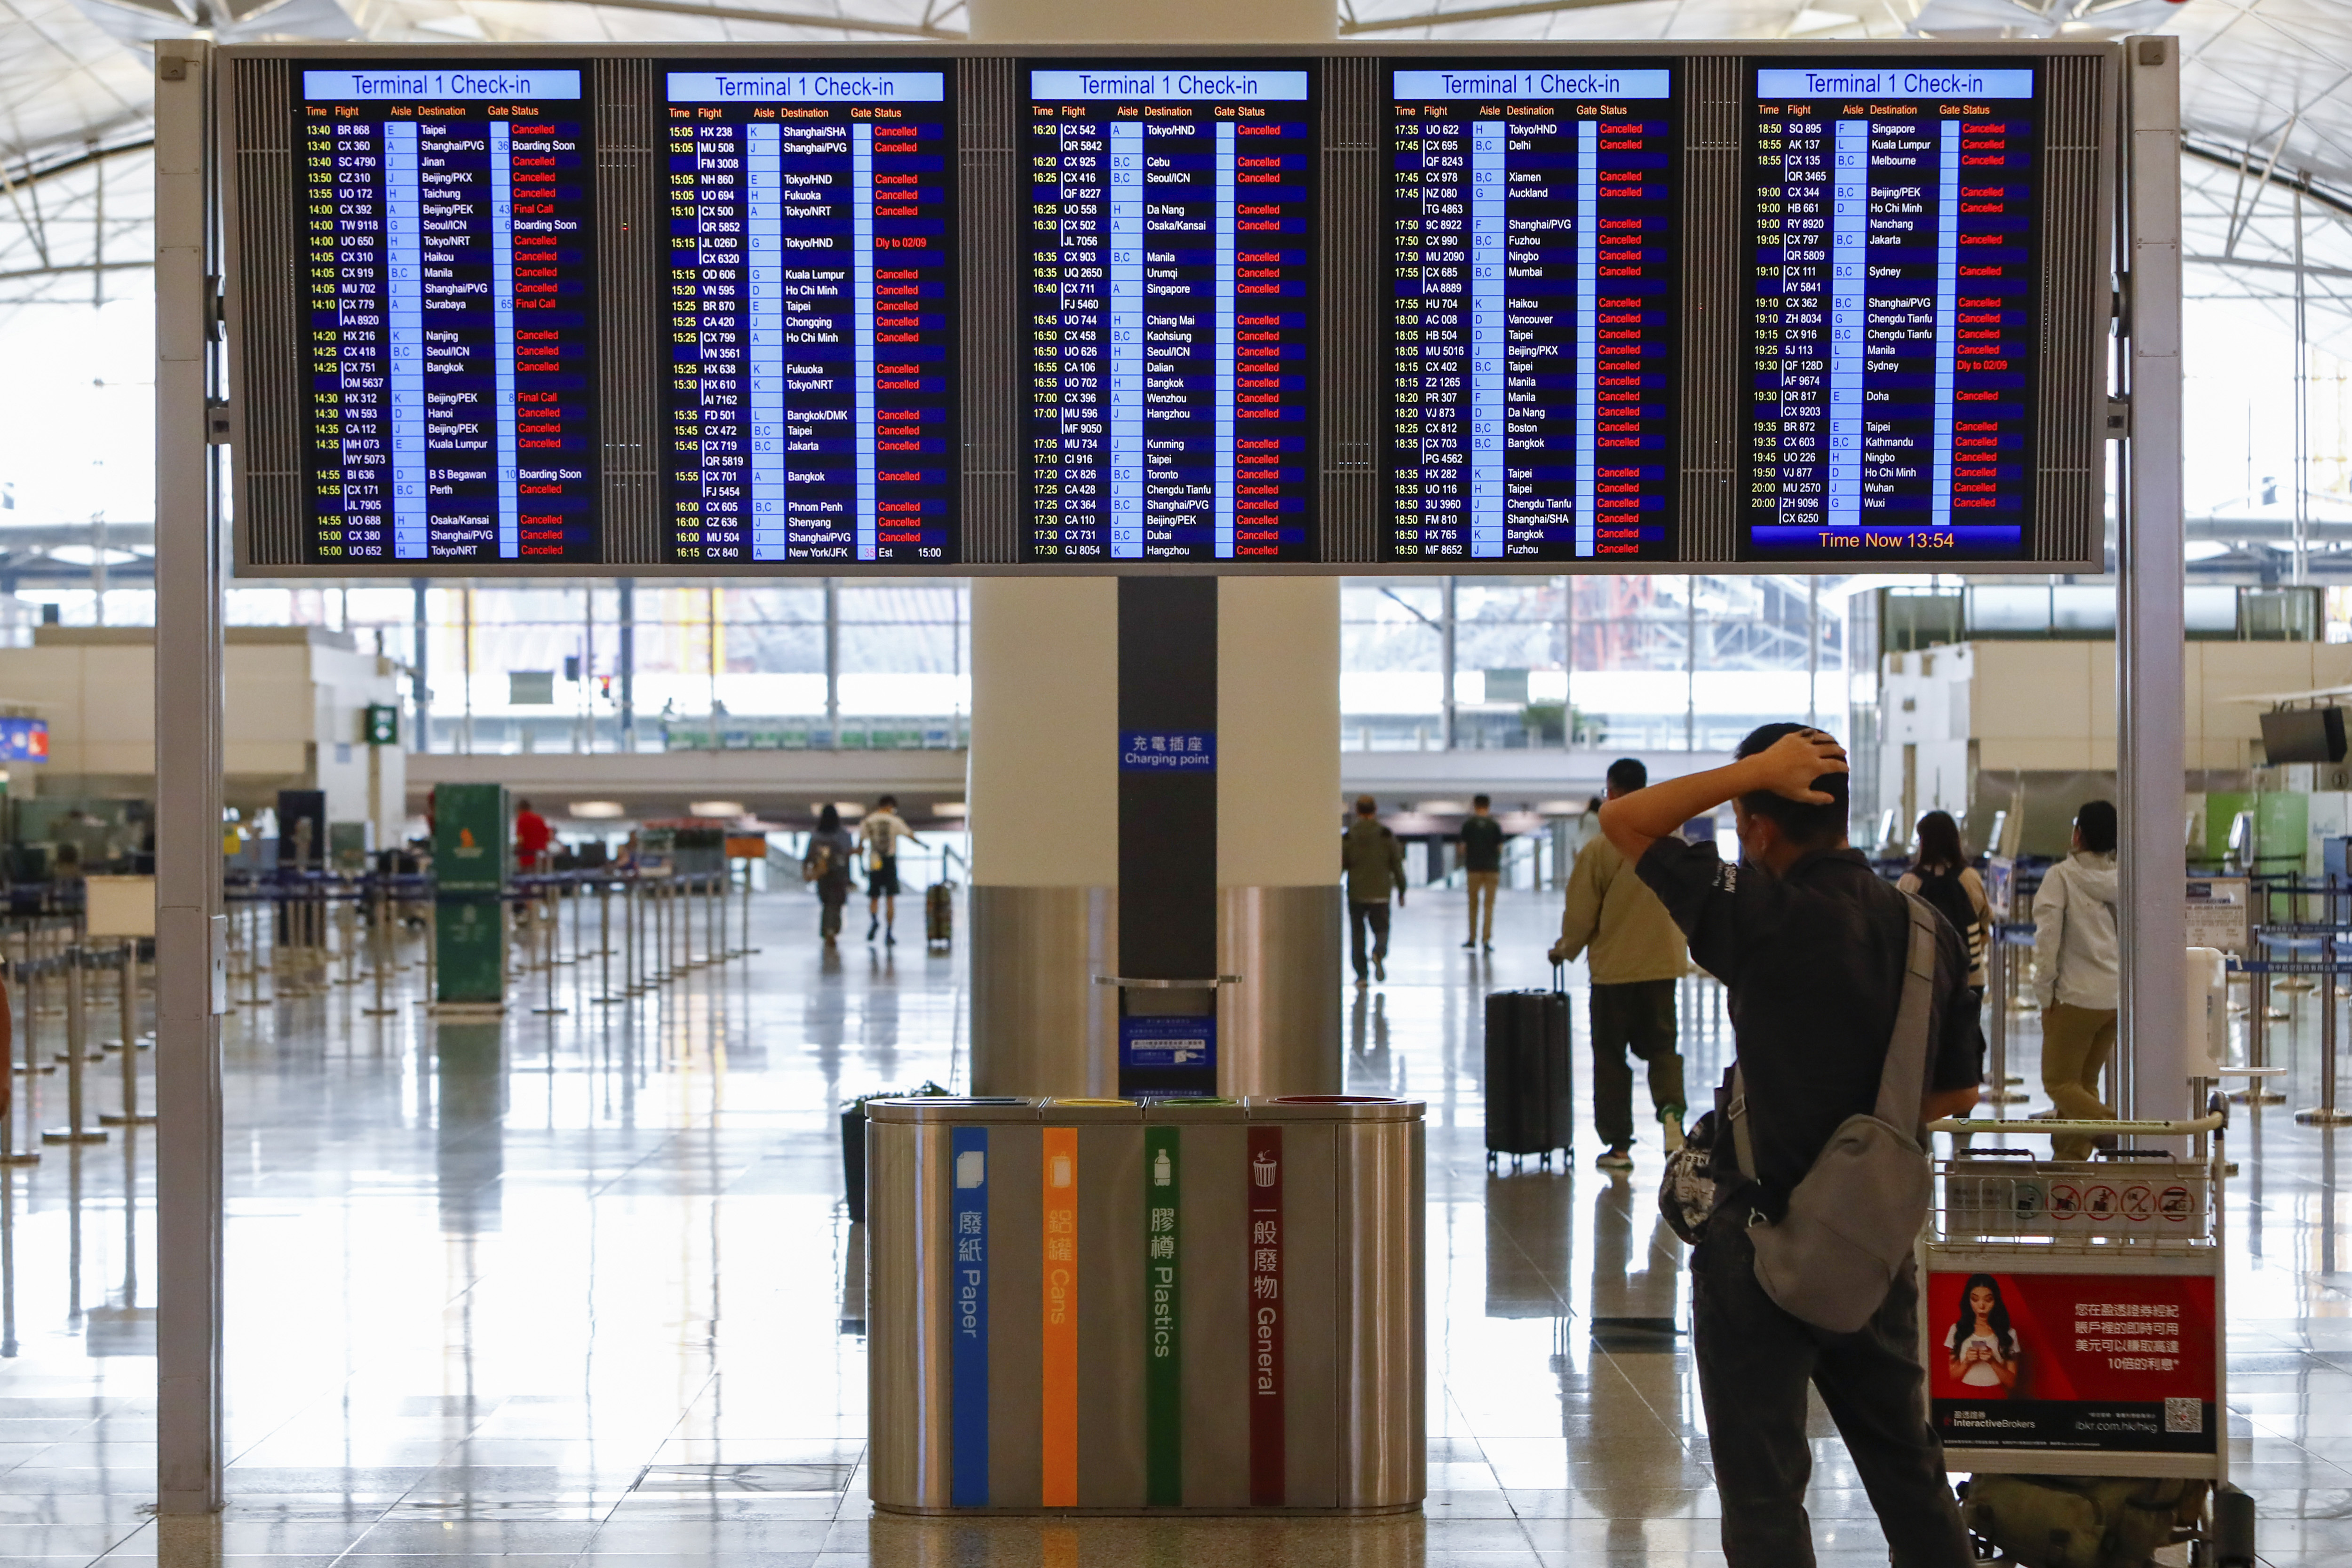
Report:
866,1094,1424,1515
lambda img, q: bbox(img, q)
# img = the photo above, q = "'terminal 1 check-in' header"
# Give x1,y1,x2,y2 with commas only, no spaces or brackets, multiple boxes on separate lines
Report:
1391,69,1672,100
302,70,583,100
1754,67,2036,99
665,72,946,103
1028,70,1311,101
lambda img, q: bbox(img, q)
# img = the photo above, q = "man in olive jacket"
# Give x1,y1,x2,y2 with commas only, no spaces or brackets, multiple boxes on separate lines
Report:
1342,795,1408,984
1550,758,1689,1171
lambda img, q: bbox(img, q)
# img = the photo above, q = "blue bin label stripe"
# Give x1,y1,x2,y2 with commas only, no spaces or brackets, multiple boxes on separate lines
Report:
949,1126,989,1505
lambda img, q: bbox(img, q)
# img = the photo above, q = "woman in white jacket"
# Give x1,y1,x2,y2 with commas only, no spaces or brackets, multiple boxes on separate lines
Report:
2031,800,2120,1160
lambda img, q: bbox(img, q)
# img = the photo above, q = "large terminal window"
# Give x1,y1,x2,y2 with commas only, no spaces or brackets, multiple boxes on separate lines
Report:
1022,63,1318,563
662,67,957,565
298,65,598,565
1388,64,1678,563
1743,62,2044,561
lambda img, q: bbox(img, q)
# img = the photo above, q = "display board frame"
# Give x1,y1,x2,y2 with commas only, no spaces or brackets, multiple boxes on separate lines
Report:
219,40,2118,578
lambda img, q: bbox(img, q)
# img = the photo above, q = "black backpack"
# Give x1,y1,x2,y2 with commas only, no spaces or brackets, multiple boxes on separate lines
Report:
1911,864,1981,970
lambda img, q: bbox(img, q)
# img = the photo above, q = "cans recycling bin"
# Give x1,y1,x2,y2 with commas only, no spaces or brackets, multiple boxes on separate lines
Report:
866,1094,1424,1515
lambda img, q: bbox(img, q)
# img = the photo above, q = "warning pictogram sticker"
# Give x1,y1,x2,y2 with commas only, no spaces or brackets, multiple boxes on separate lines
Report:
2159,1185,2193,1222
2120,1184,2154,1221
2084,1185,2118,1221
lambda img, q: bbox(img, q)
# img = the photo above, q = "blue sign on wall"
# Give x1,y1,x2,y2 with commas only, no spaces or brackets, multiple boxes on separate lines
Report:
1120,731,1215,772
0,717,49,763
1120,1014,1215,1072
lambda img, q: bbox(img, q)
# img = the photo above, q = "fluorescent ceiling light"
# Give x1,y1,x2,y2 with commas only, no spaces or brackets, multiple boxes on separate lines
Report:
934,802,968,818
569,801,624,820
690,800,746,819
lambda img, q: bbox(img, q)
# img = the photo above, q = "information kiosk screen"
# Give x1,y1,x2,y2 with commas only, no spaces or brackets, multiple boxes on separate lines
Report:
1743,62,2044,561
1021,63,1318,563
661,67,957,565
1388,64,1678,563
297,65,597,565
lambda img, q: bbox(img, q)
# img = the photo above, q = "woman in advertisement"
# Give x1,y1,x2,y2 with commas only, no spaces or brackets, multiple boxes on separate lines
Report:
1945,1273,2023,1396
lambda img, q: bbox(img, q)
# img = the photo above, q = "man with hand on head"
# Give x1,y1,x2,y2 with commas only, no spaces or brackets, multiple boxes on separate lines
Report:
1599,724,1981,1568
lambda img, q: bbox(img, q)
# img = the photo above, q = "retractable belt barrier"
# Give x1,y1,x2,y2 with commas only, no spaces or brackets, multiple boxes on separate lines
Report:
866,1095,1425,1516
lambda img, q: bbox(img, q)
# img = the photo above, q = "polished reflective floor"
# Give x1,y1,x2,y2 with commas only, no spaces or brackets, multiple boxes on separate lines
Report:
0,883,2345,1565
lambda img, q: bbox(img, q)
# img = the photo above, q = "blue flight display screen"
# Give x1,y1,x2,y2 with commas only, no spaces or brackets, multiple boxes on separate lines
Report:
1388,65,1678,562
1022,64,1317,562
298,66,598,564
1744,63,2043,560
662,68,956,564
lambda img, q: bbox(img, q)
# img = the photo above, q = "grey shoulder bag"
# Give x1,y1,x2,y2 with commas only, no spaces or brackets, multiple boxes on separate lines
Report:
1728,893,1939,1334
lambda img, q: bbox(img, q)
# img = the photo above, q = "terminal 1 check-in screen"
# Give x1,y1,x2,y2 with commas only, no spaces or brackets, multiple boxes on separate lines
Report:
1742,62,2044,561
1021,63,1318,563
297,65,598,565
661,67,956,565
1387,64,1678,563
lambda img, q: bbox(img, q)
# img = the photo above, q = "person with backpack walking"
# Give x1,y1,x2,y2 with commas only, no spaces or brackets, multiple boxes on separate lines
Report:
858,794,924,947
1342,796,1408,984
803,804,858,948
2031,800,2121,1162
1899,809,1991,1051
1602,723,1983,1568
1550,757,1689,1173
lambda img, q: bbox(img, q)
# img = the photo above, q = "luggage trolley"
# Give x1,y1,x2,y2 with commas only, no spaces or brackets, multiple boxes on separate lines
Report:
1923,1104,2256,1568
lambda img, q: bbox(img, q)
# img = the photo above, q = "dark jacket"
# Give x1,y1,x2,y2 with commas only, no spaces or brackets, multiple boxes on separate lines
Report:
1342,817,1408,906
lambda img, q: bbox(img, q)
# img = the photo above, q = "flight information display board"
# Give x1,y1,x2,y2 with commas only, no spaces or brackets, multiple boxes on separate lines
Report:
1388,65,1678,562
1743,63,2044,560
298,65,598,564
662,67,956,564
1021,64,1317,562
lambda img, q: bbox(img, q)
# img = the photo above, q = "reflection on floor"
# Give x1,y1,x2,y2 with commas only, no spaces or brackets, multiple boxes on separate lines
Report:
0,884,2345,1565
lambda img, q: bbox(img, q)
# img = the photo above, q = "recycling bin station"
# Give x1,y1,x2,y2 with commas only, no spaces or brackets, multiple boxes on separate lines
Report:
866,1094,1425,1515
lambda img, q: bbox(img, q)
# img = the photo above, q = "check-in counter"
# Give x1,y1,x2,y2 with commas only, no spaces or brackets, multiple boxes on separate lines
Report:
866,1094,1424,1515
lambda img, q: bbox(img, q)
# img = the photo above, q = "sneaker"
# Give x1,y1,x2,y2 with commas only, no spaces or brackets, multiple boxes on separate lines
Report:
866,917,879,942
1596,1147,1634,1173
1461,939,1477,949
1374,956,1386,981
885,930,897,947
1661,1116,1686,1155
1481,939,1493,952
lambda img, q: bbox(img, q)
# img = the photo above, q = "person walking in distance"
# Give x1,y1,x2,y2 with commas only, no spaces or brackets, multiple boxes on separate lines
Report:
1603,724,1982,1567
1342,795,1407,985
513,797,552,871
858,794,924,946
1459,794,1506,951
2031,800,2120,1162
1551,757,1689,1173
804,804,858,949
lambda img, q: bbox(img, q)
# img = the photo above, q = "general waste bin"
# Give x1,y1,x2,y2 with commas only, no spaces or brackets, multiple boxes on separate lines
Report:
866,1094,1424,1515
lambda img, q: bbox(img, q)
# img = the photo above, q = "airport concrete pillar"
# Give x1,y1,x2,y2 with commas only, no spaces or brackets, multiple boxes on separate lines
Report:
968,579,1342,1099
963,0,1342,1101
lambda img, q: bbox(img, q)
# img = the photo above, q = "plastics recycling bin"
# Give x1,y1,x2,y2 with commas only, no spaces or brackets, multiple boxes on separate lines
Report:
866,1094,1424,1515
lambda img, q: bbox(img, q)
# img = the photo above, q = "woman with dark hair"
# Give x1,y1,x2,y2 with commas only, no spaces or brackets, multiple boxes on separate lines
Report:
1944,1273,2022,1394
1897,811,1991,989
803,804,858,947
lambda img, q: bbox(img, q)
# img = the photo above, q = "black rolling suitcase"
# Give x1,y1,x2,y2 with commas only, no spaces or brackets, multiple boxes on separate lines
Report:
925,882,953,950
1484,964,1573,1170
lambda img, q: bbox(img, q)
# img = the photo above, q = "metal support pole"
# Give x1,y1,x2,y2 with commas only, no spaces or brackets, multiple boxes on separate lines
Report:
824,578,841,748
741,861,757,956
595,881,618,1004
364,883,396,1017
101,944,154,1127
2300,940,2352,1124
2118,37,2189,1135
1439,576,1456,750
154,37,225,1515
0,966,40,1168
46,958,107,1146
423,897,437,1005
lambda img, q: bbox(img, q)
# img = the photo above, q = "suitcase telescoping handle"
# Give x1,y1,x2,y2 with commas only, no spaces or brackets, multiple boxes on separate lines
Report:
1552,960,1565,996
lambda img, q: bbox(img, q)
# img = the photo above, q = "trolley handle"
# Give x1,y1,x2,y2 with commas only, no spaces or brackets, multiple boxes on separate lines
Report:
1929,1111,2226,1136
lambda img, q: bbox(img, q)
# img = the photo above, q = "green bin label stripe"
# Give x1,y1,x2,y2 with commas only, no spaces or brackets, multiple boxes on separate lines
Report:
1144,1126,1181,1506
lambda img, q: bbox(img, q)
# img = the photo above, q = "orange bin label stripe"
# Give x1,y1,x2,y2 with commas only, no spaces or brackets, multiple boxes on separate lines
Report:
1040,1126,1080,1506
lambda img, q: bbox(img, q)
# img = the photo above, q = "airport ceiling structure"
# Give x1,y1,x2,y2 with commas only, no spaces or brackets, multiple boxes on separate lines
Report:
0,0,2349,580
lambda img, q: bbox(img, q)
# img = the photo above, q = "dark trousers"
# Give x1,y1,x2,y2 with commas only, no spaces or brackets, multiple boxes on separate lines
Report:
1589,979,1686,1149
1348,901,1391,979
1692,1206,1970,1568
